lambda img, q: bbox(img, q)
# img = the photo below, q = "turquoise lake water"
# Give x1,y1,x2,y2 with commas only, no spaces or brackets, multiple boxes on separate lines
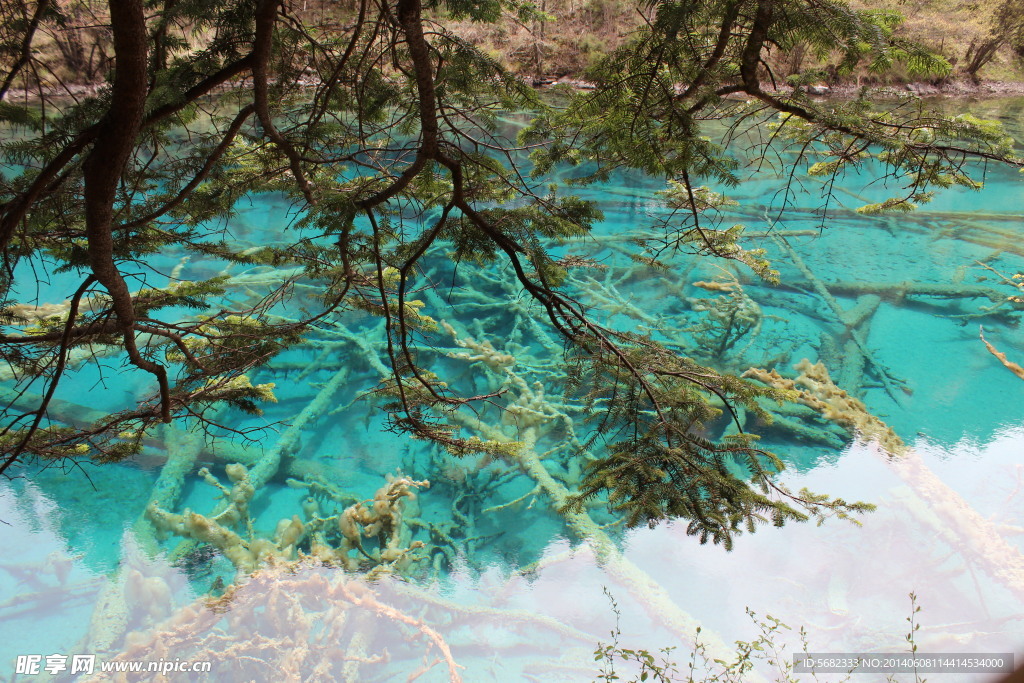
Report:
2,98,1024,681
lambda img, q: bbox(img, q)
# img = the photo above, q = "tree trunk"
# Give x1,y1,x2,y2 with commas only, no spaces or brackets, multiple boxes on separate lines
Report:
81,0,171,421
82,0,148,307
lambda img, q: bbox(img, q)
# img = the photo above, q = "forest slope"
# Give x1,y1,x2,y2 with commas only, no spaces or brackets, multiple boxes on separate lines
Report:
442,0,1024,88
3,0,1024,95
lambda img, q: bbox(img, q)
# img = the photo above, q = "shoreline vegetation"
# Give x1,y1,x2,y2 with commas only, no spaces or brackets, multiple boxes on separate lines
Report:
6,0,1024,104
443,0,1024,97
10,76,1024,106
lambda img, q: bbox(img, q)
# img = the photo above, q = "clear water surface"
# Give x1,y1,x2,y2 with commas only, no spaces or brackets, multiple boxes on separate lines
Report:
1,97,1023,682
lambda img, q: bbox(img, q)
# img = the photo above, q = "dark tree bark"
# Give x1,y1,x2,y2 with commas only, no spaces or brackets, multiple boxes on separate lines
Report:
82,0,171,421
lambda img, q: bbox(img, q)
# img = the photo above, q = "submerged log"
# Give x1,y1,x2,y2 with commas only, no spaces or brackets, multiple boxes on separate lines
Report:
168,365,352,562
746,359,1024,605
837,295,880,396
886,447,1024,604
0,385,304,473
771,236,905,404
0,385,109,429
755,410,846,449
446,385,752,677
819,281,1013,305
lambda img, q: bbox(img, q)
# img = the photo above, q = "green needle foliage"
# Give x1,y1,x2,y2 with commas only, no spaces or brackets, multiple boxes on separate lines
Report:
0,0,1019,546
